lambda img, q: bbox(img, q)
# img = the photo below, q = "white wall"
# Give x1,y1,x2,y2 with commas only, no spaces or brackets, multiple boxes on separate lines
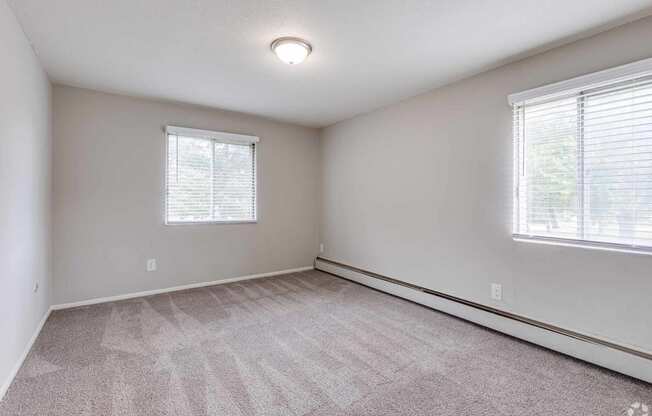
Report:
0,0,52,397
53,86,321,305
321,16,652,355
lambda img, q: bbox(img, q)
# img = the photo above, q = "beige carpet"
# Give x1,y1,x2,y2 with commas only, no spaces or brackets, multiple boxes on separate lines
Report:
1,270,650,415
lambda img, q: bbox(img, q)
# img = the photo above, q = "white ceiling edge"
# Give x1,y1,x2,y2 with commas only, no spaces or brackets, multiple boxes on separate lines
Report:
51,82,322,132
326,9,652,129
10,1,652,129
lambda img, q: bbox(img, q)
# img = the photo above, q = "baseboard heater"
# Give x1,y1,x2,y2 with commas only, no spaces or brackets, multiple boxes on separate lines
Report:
315,256,652,383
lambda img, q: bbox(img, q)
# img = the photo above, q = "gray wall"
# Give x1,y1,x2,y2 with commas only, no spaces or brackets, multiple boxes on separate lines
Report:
320,16,652,354
53,86,320,304
0,0,52,394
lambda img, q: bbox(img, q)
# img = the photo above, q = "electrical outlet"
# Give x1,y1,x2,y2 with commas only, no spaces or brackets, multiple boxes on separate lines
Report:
146,259,157,272
491,283,502,301
319,243,324,253
33,282,39,293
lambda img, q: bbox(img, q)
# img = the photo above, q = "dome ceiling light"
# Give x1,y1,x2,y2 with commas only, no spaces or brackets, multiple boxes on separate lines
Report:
271,37,312,65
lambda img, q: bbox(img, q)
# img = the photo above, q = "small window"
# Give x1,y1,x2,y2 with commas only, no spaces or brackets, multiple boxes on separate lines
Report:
165,126,258,224
512,68,652,253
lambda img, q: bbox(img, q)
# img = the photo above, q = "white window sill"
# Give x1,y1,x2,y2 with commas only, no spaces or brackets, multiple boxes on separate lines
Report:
165,220,258,226
512,234,652,256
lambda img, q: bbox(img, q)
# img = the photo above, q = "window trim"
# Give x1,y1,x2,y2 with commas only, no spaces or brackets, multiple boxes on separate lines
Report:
163,126,259,226
512,235,652,256
508,57,652,106
509,57,652,255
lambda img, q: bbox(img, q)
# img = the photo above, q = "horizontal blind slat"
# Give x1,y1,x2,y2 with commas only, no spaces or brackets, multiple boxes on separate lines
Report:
514,74,652,249
166,133,256,223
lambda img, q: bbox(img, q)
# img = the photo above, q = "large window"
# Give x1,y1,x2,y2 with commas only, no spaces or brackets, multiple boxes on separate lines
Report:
512,64,652,253
165,126,258,224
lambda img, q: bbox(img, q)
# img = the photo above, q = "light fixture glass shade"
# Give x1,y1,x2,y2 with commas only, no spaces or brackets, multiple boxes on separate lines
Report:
271,37,312,65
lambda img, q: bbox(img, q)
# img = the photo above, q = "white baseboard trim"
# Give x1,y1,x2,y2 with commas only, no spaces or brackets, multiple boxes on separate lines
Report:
0,307,52,402
51,266,314,311
316,258,652,384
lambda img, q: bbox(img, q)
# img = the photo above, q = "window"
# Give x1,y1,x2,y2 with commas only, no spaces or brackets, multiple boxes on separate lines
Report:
165,126,258,224
511,59,652,253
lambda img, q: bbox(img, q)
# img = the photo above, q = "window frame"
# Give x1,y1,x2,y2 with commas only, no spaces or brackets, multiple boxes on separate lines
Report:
509,57,652,255
163,126,259,226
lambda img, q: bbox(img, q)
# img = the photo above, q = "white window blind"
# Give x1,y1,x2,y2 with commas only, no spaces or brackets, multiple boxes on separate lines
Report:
165,126,258,224
511,60,652,253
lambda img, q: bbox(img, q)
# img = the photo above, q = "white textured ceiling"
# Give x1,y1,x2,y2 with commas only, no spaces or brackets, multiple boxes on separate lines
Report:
8,0,652,127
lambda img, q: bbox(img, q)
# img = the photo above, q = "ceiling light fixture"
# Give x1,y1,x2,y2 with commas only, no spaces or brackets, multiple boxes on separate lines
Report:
271,37,312,65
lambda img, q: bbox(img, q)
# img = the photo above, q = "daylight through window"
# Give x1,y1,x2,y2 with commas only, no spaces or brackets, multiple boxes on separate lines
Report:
513,75,652,252
165,126,257,224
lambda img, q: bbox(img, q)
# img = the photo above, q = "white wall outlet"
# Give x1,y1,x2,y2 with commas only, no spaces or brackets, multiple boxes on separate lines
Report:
491,283,502,301
33,282,39,293
146,258,157,272
319,243,324,253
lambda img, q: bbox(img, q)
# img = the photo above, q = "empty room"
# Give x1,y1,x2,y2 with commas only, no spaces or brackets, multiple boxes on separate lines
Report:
2,0,652,414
